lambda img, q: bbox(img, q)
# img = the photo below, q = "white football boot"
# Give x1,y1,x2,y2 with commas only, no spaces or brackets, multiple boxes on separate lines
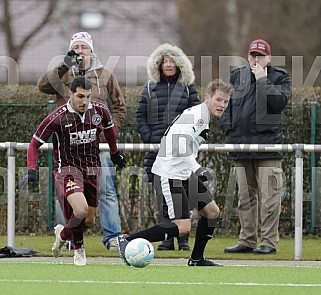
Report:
52,224,66,258
74,245,87,266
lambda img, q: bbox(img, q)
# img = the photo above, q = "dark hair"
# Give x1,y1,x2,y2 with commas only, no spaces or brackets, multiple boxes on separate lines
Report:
205,79,234,96
70,76,92,93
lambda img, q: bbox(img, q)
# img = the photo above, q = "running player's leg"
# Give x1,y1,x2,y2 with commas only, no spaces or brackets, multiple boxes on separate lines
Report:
190,201,219,260
52,171,72,257
116,175,188,264
84,176,99,226
127,176,191,242
188,174,222,266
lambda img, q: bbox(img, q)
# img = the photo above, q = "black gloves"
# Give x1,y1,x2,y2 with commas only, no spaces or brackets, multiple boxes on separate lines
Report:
199,129,209,141
195,167,213,182
17,169,38,190
110,151,127,169
63,50,83,67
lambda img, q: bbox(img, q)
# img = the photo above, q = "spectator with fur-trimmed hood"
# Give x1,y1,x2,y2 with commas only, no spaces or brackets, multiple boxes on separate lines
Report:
136,43,200,251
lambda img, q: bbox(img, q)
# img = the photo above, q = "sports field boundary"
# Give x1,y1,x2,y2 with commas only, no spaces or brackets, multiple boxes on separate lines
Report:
1,256,321,266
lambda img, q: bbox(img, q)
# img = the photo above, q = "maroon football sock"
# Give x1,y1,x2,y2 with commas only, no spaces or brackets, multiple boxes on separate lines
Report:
60,226,71,241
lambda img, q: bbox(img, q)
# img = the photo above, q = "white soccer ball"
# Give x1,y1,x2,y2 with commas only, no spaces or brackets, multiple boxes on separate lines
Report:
124,238,154,268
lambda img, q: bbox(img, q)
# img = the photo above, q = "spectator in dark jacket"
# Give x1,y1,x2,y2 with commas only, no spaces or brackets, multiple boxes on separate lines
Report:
220,39,291,255
136,43,200,251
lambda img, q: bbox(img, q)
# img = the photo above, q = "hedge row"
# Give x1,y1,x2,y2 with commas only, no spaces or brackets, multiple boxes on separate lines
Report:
1,85,321,235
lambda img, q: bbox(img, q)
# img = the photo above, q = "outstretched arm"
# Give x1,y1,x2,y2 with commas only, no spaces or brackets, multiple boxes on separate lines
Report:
17,138,42,190
27,138,43,170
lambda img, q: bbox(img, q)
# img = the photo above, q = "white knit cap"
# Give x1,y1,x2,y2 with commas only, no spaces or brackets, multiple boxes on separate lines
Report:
69,32,94,52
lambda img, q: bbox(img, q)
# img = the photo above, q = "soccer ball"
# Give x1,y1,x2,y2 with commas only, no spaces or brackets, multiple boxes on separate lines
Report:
124,238,154,268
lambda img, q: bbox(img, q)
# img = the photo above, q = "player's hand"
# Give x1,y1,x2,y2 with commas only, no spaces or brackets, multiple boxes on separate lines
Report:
195,167,213,182
63,50,83,67
110,151,127,169
17,169,38,190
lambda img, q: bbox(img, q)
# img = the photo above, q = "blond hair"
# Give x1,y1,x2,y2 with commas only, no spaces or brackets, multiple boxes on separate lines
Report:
205,79,234,96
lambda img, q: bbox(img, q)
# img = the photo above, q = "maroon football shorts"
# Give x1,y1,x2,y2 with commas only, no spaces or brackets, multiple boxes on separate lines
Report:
53,168,99,208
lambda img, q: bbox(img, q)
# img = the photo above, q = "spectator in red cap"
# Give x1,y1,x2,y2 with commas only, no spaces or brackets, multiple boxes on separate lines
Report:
220,38,291,254
248,39,271,56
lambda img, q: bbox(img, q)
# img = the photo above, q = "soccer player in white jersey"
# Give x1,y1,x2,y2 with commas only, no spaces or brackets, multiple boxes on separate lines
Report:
19,76,126,266
117,79,233,266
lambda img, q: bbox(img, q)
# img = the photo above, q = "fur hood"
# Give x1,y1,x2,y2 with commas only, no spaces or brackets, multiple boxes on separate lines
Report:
147,43,195,86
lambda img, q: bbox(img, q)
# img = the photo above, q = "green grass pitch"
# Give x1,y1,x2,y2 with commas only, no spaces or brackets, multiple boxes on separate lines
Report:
1,235,321,294
0,261,321,295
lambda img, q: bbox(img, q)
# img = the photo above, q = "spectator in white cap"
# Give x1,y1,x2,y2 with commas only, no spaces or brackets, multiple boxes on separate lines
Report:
37,31,126,254
69,31,94,52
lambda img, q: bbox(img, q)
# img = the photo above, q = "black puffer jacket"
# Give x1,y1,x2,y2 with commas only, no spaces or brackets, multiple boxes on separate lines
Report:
136,43,200,182
219,64,291,159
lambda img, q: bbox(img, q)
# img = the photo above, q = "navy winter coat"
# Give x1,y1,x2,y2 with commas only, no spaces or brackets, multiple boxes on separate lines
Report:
219,64,291,159
136,73,200,181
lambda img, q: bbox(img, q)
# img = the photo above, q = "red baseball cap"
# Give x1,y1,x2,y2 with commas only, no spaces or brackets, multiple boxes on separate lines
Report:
248,39,271,56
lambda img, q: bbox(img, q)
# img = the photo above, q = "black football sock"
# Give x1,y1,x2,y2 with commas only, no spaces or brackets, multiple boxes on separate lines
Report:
191,216,216,260
127,222,179,242
65,214,86,250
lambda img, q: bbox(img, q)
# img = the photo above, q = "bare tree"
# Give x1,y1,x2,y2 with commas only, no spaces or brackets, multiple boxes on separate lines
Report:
225,0,251,56
178,0,321,86
0,0,58,63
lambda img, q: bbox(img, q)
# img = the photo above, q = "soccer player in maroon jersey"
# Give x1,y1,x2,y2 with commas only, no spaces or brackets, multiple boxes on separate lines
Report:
19,76,126,266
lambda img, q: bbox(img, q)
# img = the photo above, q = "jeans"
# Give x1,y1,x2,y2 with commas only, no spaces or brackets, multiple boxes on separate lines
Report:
99,151,121,246
55,198,66,225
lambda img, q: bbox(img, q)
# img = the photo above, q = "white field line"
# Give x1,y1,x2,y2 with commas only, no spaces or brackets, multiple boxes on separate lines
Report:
1,260,321,268
0,278,320,287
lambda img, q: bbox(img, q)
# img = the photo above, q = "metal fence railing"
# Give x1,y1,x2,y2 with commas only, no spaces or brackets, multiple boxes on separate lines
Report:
1,142,321,260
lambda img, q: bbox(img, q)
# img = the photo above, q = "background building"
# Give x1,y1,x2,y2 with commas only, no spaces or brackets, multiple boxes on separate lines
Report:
2,0,321,87
0,0,179,85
